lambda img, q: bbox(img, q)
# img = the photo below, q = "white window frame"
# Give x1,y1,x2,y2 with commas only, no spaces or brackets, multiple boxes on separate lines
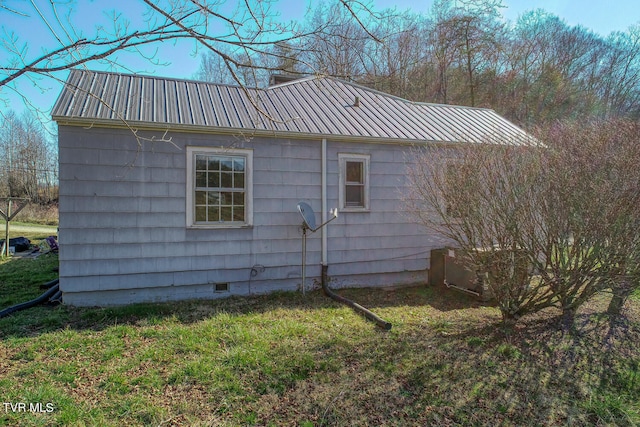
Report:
338,153,370,212
186,146,253,228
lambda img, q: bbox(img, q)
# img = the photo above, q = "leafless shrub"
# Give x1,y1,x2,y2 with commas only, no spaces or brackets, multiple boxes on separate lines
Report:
405,142,555,324
405,119,640,327
15,202,59,226
535,120,640,322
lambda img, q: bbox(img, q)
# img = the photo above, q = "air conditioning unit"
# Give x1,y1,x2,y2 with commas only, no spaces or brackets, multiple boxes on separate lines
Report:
430,247,492,300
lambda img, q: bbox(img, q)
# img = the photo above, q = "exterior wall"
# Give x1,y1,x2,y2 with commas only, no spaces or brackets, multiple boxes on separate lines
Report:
58,125,442,306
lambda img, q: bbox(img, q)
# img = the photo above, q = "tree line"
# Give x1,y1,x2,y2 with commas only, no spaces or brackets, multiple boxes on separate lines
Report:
0,112,58,205
196,0,640,127
0,0,376,206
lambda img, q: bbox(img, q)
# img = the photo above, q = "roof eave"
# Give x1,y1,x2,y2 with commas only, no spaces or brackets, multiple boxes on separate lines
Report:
52,116,474,146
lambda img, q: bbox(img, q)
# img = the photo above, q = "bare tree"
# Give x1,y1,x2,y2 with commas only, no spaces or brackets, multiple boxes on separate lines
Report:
300,1,371,80
426,0,506,107
1,0,379,114
426,0,460,104
597,26,640,119
406,119,640,328
405,142,554,325
194,47,237,85
0,111,58,203
363,10,427,99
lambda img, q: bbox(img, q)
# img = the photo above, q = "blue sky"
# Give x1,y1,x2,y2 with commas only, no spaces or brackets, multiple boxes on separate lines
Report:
1,0,639,122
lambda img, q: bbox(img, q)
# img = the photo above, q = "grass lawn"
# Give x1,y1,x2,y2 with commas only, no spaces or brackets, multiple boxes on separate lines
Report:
1,252,639,426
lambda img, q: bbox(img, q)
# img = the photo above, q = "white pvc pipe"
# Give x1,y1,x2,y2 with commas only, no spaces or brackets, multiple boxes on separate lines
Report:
321,138,327,266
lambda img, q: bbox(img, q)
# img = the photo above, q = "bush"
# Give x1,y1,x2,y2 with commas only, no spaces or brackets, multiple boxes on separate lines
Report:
535,120,640,321
405,142,555,323
13,203,59,226
405,119,640,327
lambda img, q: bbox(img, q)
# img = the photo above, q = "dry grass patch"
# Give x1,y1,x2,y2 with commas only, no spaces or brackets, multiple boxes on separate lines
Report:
0,279,639,426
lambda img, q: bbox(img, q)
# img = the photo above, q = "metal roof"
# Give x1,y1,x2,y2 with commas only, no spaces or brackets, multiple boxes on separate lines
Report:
52,69,533,145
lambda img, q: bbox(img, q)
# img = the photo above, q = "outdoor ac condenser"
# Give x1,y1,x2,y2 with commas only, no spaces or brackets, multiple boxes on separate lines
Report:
430,248,492,300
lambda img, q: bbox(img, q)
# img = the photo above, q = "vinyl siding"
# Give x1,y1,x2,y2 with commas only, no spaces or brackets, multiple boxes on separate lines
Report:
58,125,441,305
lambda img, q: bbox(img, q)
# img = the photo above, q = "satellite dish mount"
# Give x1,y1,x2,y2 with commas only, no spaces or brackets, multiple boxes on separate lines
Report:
296,202,338,295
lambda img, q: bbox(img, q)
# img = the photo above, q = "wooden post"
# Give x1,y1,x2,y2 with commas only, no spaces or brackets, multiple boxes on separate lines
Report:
3,199,10,257
0,198,29,258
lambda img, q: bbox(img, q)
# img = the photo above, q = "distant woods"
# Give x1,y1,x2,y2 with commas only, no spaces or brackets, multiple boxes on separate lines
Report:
196,0,640,126
2,0,639,207
0,112,58,205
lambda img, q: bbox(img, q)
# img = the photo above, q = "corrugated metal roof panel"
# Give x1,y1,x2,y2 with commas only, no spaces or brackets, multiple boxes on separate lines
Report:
52,69,534,145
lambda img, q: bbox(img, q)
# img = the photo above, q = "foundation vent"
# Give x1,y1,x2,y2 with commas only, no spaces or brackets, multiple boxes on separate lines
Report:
214,283,230,292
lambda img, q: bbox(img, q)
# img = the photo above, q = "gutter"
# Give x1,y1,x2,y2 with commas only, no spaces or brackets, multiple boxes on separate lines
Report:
51,117,482,147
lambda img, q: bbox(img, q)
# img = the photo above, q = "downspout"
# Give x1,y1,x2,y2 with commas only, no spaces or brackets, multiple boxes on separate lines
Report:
321,138,328,267
319,138,392,331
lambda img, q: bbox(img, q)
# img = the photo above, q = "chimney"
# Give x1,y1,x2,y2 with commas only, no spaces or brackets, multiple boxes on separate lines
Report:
269,74,300,87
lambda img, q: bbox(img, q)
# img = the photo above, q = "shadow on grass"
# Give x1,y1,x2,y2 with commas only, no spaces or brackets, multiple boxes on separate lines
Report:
1,273,638,425
0,281,496,340
396,308,640,425
335,282,498,311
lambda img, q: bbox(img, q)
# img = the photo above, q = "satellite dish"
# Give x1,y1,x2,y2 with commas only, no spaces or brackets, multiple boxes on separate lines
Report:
297,202,317,231
296,202,338,296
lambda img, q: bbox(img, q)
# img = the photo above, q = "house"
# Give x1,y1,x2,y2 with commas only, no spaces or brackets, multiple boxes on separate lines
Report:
52,69,531,306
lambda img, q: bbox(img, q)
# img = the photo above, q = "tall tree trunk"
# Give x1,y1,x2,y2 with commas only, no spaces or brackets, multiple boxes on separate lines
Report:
560,306,576,331
465,32,475,107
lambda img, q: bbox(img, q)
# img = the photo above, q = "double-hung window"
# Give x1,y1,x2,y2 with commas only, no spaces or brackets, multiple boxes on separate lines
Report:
186,147,253,228
338,153,370,211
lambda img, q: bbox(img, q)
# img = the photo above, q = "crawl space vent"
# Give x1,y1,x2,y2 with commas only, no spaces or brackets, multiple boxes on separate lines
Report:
214,283,230,292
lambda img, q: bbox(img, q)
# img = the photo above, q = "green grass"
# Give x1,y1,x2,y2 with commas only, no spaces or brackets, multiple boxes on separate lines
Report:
0,225,59,329
0,254,58,305
1,249,639,425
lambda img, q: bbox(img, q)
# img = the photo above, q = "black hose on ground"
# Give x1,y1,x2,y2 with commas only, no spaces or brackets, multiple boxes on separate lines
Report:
321,265,392,330
39,278,60,290
48,290,63,305
0,283,60,318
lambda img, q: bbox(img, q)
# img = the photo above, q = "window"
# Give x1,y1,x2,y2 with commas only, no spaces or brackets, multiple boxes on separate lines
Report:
186,147,253,227
338,153,370,211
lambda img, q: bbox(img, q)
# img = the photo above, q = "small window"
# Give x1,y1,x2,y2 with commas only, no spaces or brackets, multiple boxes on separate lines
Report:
187,147,253,228
339,153,370,211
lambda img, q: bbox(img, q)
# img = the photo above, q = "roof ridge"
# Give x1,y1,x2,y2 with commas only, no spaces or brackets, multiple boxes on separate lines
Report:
69,68,263,92
336,78,496,112
70,69,494,112
412,100,494,111
281,74,496,112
